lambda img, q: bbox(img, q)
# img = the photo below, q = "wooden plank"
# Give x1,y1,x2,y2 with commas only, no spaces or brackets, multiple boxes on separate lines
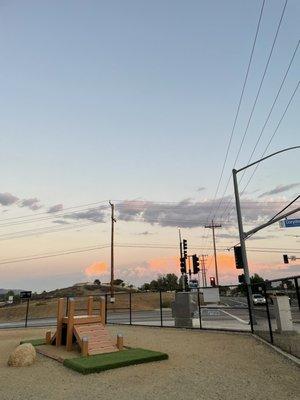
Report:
74,322,118,355
63,316,102,325
89,348,118,355
87,296,93,316
66,298,75,351
100,296,106,325
45,331,52,345
36,348,65,363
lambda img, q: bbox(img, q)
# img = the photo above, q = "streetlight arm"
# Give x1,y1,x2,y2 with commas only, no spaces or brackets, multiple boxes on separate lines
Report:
235,145,300,173
244,207,300,238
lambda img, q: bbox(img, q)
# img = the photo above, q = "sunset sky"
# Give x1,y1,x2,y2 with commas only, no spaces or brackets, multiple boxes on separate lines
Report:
0,1,299,291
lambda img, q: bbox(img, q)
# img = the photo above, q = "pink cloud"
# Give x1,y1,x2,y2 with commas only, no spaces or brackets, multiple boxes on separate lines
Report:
85,261,108,277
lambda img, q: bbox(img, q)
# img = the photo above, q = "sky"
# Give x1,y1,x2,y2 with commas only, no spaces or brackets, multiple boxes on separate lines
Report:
0,0,299,291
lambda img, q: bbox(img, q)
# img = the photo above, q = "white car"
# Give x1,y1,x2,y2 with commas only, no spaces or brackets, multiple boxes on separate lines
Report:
252,293,266,305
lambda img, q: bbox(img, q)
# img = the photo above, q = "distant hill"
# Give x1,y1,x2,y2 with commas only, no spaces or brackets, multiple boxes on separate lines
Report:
35,283,134,299
0,289,25,295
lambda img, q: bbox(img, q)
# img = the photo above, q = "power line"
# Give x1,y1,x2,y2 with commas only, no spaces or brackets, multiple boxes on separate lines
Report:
240,80,300,195
220,41,300,221
222,79,300,221
207,0,266,218
0,243,298,266
213,0,289,220
268,195,300,223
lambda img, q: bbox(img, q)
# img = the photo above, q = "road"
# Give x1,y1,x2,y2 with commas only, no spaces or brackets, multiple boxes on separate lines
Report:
0,297,299,331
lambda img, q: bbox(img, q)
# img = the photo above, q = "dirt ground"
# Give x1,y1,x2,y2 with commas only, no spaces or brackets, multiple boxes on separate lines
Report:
0,325,299,400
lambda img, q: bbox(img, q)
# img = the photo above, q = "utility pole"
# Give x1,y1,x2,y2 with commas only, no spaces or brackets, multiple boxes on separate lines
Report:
178,228,186,291
178,228,183,259
205,220,221,285
109,201,116,303
200,254,208,287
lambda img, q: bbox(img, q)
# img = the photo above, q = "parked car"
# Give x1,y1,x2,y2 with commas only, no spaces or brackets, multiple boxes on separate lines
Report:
252,293,266,305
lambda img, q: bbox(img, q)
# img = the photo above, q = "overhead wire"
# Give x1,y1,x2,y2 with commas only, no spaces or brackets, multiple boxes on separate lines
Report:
221,79,300,222
220,40,300,221
212,0,289,221
0,243,299,266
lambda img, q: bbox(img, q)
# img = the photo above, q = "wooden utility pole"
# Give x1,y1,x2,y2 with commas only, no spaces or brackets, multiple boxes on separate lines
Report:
109,201,116,302
205,220,221,285
200,254,208,287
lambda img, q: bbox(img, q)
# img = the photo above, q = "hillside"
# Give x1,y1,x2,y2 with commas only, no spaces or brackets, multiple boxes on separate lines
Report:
0,289,25,296
35,283,134,299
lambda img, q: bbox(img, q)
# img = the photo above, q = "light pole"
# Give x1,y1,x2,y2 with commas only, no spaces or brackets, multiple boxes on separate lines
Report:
233,146,300,325
233,145,300,286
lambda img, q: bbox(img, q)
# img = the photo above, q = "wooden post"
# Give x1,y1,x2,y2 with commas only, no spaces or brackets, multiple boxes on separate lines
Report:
87,296,93,316
117,334,123,350
45,330,52,345
56,298,64,347
82,336,89,357
66,298,75,351
100,296,106,325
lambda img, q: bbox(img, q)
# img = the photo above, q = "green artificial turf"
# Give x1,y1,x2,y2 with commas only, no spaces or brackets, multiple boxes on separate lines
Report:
63,348,168,374
20,338,46,346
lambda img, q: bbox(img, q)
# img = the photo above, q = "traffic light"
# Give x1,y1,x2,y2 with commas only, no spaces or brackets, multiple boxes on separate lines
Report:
238,274,245,284
183,239,188,259
184,275,189,291
210,277,216,287
180,257,186,274
192,254,200,274
234,246,244,269
283,254,289,264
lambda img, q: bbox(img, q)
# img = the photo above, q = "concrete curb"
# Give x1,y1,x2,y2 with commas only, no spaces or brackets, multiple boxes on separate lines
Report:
253,334,300,367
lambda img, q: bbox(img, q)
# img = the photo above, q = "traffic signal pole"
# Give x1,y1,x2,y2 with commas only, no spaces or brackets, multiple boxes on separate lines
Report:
232,171,250,286
233,170,256,325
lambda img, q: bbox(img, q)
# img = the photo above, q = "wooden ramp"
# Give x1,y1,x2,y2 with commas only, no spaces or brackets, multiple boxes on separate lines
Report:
74,323,118,356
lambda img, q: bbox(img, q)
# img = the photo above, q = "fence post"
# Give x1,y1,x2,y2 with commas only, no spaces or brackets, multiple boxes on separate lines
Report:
159,291,163,327
197,288,202,329
294,277,300,311
105,293,108,324
24,298,30,328
263,284,273,344
129,292,132,325
245,284,254,333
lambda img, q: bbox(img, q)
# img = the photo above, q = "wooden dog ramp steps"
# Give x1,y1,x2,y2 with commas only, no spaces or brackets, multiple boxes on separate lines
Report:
74,323,118,356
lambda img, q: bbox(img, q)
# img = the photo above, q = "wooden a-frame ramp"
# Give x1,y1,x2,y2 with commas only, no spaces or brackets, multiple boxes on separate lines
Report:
47,296,123,356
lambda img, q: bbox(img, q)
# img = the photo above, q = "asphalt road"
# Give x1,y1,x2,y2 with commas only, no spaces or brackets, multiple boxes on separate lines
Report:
0,297,299,330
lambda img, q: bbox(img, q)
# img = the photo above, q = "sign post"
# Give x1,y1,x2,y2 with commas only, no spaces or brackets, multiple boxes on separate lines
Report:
20,291,32,328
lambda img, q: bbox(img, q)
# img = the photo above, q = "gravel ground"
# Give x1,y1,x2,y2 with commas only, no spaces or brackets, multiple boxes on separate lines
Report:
0,326,299,400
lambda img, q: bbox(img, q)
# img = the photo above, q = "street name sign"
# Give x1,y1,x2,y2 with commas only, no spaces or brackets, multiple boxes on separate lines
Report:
279,218,300,228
